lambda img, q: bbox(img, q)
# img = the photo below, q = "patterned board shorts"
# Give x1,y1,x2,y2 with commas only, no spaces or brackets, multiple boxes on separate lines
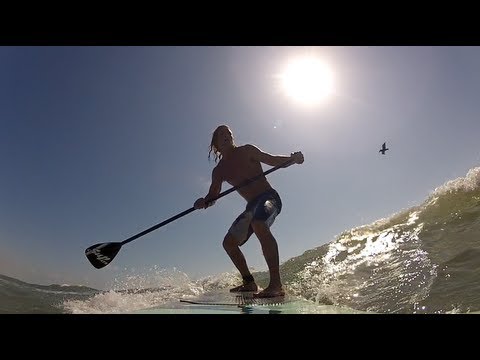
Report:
228,189,282,246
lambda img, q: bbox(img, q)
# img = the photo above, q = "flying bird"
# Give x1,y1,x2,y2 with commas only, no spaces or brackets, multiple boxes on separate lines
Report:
379,142,389,155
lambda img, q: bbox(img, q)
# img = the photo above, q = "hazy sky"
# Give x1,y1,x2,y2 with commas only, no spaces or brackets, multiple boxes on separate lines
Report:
2,46,480,290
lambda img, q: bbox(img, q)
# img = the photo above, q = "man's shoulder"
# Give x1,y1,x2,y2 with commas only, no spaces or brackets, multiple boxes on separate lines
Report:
239,144,259,152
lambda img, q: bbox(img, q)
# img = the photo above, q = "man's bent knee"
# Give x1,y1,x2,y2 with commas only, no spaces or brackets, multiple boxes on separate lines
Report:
223,233,240,252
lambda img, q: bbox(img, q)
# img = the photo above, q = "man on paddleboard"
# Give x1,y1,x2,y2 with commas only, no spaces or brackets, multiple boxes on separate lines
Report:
194,125,304,298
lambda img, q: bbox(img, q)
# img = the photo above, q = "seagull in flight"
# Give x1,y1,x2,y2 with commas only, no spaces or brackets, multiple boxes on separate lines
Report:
379,142,389,155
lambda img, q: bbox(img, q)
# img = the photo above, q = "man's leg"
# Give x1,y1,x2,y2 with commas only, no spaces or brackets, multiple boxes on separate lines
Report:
223,233,258,292
251,220,284,297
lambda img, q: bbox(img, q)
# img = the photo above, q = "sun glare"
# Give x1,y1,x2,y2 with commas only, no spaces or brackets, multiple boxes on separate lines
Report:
280,57,334,106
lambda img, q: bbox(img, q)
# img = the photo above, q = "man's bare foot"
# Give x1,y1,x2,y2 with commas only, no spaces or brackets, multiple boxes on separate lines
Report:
253,287,285,298
229,282,258,293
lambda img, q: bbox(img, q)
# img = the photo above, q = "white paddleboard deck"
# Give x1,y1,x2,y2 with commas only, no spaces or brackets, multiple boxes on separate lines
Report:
131,289,368,314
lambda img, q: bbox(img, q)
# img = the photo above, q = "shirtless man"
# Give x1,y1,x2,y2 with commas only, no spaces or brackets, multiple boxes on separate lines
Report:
194,125,304,298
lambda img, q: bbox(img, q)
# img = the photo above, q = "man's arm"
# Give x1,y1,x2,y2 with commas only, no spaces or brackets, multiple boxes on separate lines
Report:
194,166,223,209
247,144,304,167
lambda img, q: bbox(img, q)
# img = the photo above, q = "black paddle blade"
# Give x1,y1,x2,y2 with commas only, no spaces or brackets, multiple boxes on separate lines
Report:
85,242,122,269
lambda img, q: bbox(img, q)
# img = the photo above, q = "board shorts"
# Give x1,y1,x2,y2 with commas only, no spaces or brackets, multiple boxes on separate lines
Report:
228,188,282,246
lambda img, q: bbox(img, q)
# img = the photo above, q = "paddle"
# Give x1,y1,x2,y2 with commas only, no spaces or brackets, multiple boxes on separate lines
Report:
85,159,294,269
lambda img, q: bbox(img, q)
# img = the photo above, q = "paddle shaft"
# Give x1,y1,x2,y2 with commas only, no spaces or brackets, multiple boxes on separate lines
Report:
120,159,293,246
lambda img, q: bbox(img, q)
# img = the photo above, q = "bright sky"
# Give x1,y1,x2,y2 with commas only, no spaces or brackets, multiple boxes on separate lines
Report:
2,46,480,290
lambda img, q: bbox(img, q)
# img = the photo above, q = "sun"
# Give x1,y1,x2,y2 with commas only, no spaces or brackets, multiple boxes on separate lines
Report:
280,57,334,106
